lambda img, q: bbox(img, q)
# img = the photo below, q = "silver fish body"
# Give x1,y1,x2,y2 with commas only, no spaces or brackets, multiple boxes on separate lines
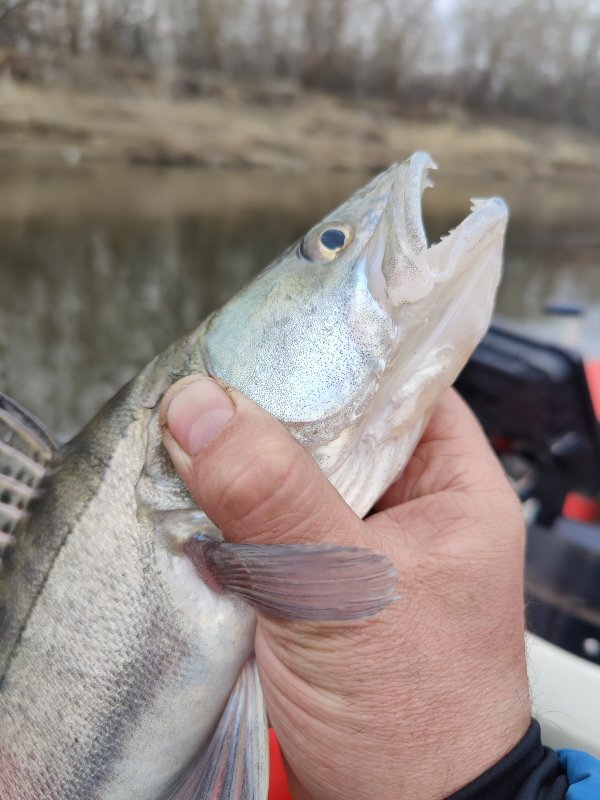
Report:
0,153,508,799
0,342,257,799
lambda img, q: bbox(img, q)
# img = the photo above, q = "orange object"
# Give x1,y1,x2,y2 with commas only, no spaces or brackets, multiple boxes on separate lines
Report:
585,359,600,419
561,359,600,522
268,729,292,800
492,434,512,453
563,492,600,522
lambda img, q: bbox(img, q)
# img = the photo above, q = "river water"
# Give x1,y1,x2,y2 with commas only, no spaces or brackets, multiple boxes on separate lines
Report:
1,164,599,440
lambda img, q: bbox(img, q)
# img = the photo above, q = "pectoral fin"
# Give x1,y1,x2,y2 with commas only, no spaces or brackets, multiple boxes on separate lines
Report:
0,392,59,553
184,534,397,621
160,658,268,800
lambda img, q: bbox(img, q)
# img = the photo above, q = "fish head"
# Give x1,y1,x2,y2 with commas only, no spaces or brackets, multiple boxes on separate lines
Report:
202,152,508,515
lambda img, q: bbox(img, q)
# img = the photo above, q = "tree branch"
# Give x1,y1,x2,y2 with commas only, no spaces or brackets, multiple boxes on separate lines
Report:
0,0,37,25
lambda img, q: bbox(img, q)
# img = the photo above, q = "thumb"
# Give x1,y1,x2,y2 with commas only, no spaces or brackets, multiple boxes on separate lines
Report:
160,375,364,549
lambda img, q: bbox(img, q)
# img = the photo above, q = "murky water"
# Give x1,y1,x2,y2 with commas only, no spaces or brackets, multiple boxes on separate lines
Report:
1,164,599,440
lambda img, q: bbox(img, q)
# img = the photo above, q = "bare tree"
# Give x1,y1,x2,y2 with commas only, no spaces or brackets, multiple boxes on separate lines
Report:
0,0,36,24
0,0,37,47
363,0,437,98
1,0,599,133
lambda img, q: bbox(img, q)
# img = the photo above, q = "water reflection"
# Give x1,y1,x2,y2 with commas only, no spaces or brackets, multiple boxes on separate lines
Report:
498,248,600,354
1,165,598,439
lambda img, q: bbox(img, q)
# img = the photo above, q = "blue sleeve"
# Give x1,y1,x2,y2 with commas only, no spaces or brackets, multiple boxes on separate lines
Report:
558,750,600,799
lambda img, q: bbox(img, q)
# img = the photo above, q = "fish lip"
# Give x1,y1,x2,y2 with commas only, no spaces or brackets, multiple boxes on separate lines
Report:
364,152,437,307
337,153,433,294
394,150,438,255
365,153,508,308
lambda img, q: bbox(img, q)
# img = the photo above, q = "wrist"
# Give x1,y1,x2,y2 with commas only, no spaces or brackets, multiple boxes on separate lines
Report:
388,661,531,799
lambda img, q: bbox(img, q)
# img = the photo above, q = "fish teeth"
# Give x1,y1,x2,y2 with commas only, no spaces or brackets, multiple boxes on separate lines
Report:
470,198,488,212
438,228,456,242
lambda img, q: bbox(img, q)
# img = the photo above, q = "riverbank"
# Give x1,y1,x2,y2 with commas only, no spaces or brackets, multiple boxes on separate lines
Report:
1,62,599,179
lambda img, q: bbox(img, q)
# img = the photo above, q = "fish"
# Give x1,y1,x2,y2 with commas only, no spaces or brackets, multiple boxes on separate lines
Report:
0,152,508,800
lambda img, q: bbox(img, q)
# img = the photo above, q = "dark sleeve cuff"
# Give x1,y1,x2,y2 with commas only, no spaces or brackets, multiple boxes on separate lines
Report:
446,720,568,800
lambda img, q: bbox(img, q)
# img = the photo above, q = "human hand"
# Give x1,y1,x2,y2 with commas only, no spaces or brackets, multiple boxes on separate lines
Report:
161,378,530,800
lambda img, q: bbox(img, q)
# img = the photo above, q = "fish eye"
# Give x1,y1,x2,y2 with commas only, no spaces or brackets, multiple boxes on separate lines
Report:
320,228,346,250
301,222,354,263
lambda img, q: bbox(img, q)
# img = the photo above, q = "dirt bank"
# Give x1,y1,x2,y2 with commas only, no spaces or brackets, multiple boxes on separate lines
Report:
0,56,599,179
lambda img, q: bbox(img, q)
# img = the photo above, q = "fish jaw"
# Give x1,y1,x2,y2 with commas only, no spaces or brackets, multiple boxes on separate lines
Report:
327,159,508,515
368,154,508,401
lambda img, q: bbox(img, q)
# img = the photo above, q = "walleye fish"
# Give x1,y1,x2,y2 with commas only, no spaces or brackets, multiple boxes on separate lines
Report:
0,152,507,800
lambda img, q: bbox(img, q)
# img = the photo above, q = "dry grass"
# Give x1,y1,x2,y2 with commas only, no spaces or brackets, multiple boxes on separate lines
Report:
0,71,599,180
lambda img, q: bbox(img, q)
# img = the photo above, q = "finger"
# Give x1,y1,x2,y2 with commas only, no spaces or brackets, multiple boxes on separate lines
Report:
160,375,365,548
375,388,509,510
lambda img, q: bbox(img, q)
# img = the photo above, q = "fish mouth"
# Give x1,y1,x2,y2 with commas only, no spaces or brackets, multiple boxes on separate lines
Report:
328,155,508,515
366,151,509,311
